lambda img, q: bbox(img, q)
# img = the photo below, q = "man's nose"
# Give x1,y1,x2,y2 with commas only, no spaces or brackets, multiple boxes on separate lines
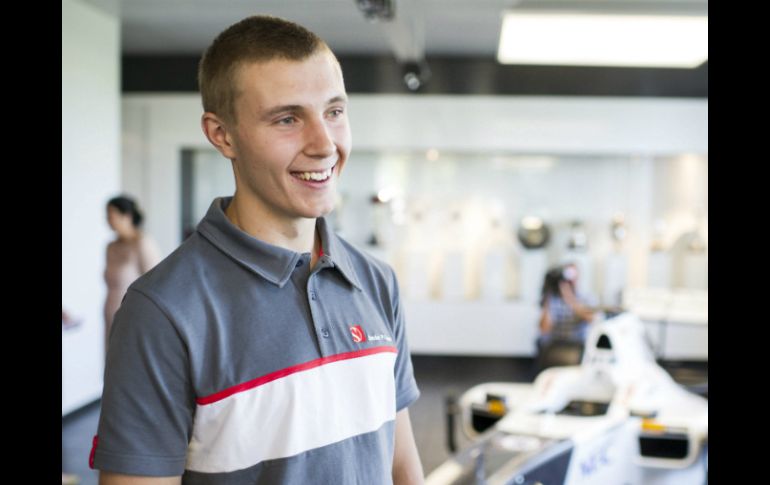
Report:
304,116,335,158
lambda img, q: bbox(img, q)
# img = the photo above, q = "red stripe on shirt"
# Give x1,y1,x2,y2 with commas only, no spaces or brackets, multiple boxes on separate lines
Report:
196,346,397,405
89,435,99,469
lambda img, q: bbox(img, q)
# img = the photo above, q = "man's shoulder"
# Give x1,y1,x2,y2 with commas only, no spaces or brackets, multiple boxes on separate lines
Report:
129,233,212,301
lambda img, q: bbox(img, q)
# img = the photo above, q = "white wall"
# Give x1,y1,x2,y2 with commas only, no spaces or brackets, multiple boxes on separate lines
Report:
348,96,707,155
62,0,120,414
122,95,208,255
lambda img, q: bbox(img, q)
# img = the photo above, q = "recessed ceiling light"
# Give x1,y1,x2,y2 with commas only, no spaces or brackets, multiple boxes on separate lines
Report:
498,12,707,68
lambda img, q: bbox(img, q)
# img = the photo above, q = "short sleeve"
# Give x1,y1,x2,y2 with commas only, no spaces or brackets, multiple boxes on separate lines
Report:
92,288,195,476
388,268,420,411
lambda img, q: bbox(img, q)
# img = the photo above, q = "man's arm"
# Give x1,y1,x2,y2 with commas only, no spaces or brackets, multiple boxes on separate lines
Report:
93,290,194,477
100,473,181,485
392,408,424,485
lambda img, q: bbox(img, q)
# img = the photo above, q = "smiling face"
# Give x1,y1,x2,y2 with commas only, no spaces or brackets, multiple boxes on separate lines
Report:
212,49,351,225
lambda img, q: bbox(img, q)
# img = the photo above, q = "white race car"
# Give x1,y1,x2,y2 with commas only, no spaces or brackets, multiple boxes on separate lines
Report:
426,312,708,485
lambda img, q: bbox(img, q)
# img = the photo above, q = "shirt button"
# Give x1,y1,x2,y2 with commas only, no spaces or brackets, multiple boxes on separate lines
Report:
321,328,330,338
310,291,317,301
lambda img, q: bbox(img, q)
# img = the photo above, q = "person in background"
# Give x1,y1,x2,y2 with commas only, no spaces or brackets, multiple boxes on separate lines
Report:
103,195,161,356
92,16,423,485
538,262,597,347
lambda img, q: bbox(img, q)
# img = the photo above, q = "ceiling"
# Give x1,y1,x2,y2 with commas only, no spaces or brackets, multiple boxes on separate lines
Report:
88,0,708,59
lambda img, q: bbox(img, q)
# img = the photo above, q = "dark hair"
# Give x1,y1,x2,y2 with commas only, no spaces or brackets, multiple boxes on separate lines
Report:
540,264,575,306
107,195,143,227
198,15,331,124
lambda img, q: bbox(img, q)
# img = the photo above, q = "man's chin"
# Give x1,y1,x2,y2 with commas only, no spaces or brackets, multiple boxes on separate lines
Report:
314,208,335,218
300,205,335,219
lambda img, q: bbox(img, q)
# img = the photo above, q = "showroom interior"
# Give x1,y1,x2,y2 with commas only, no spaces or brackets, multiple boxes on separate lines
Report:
63,0,707,483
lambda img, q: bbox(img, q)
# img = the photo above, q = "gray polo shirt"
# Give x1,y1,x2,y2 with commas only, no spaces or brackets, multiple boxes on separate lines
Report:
92,197,420,484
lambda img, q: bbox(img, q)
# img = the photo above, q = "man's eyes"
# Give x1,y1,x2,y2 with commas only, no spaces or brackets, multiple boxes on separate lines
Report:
273,109,344,125
276,116,297,125
328,108,344,118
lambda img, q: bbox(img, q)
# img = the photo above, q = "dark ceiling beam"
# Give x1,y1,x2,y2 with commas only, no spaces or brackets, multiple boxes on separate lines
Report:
122,55,707,97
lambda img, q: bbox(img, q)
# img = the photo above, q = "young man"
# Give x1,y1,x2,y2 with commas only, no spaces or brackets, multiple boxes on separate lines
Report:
92,16,424,485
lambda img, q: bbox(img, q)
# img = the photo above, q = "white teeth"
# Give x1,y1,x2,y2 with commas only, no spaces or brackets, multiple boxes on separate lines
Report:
295,167,333,181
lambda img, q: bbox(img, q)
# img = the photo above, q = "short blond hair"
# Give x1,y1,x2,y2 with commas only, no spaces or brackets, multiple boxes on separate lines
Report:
198,16,330,123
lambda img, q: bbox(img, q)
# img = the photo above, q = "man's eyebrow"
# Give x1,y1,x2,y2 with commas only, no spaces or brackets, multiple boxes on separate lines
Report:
260,96,347,120
261,104,303,120
327,95,348,105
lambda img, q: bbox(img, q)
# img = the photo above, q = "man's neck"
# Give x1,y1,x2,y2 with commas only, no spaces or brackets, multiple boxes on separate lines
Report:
224,194,320,259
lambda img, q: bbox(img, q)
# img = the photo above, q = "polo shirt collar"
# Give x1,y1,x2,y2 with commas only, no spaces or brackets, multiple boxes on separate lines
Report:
315,215,363,291
197,197,362,291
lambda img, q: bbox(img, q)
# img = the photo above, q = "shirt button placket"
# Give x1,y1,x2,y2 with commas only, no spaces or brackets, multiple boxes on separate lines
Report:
307,280,329,354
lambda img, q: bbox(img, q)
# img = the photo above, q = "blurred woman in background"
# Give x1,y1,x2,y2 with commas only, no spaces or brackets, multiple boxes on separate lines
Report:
538,262,597,345
104,195,161,357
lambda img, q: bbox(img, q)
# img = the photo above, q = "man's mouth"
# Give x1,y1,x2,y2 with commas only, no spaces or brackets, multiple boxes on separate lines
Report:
290,164,335,183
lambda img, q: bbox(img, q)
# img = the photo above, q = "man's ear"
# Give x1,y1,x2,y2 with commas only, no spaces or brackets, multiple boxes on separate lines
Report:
201,112,237,159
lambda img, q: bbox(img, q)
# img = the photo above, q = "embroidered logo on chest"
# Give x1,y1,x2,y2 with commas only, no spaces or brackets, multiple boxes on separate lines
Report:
350,325,367,343
350,324,393,343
